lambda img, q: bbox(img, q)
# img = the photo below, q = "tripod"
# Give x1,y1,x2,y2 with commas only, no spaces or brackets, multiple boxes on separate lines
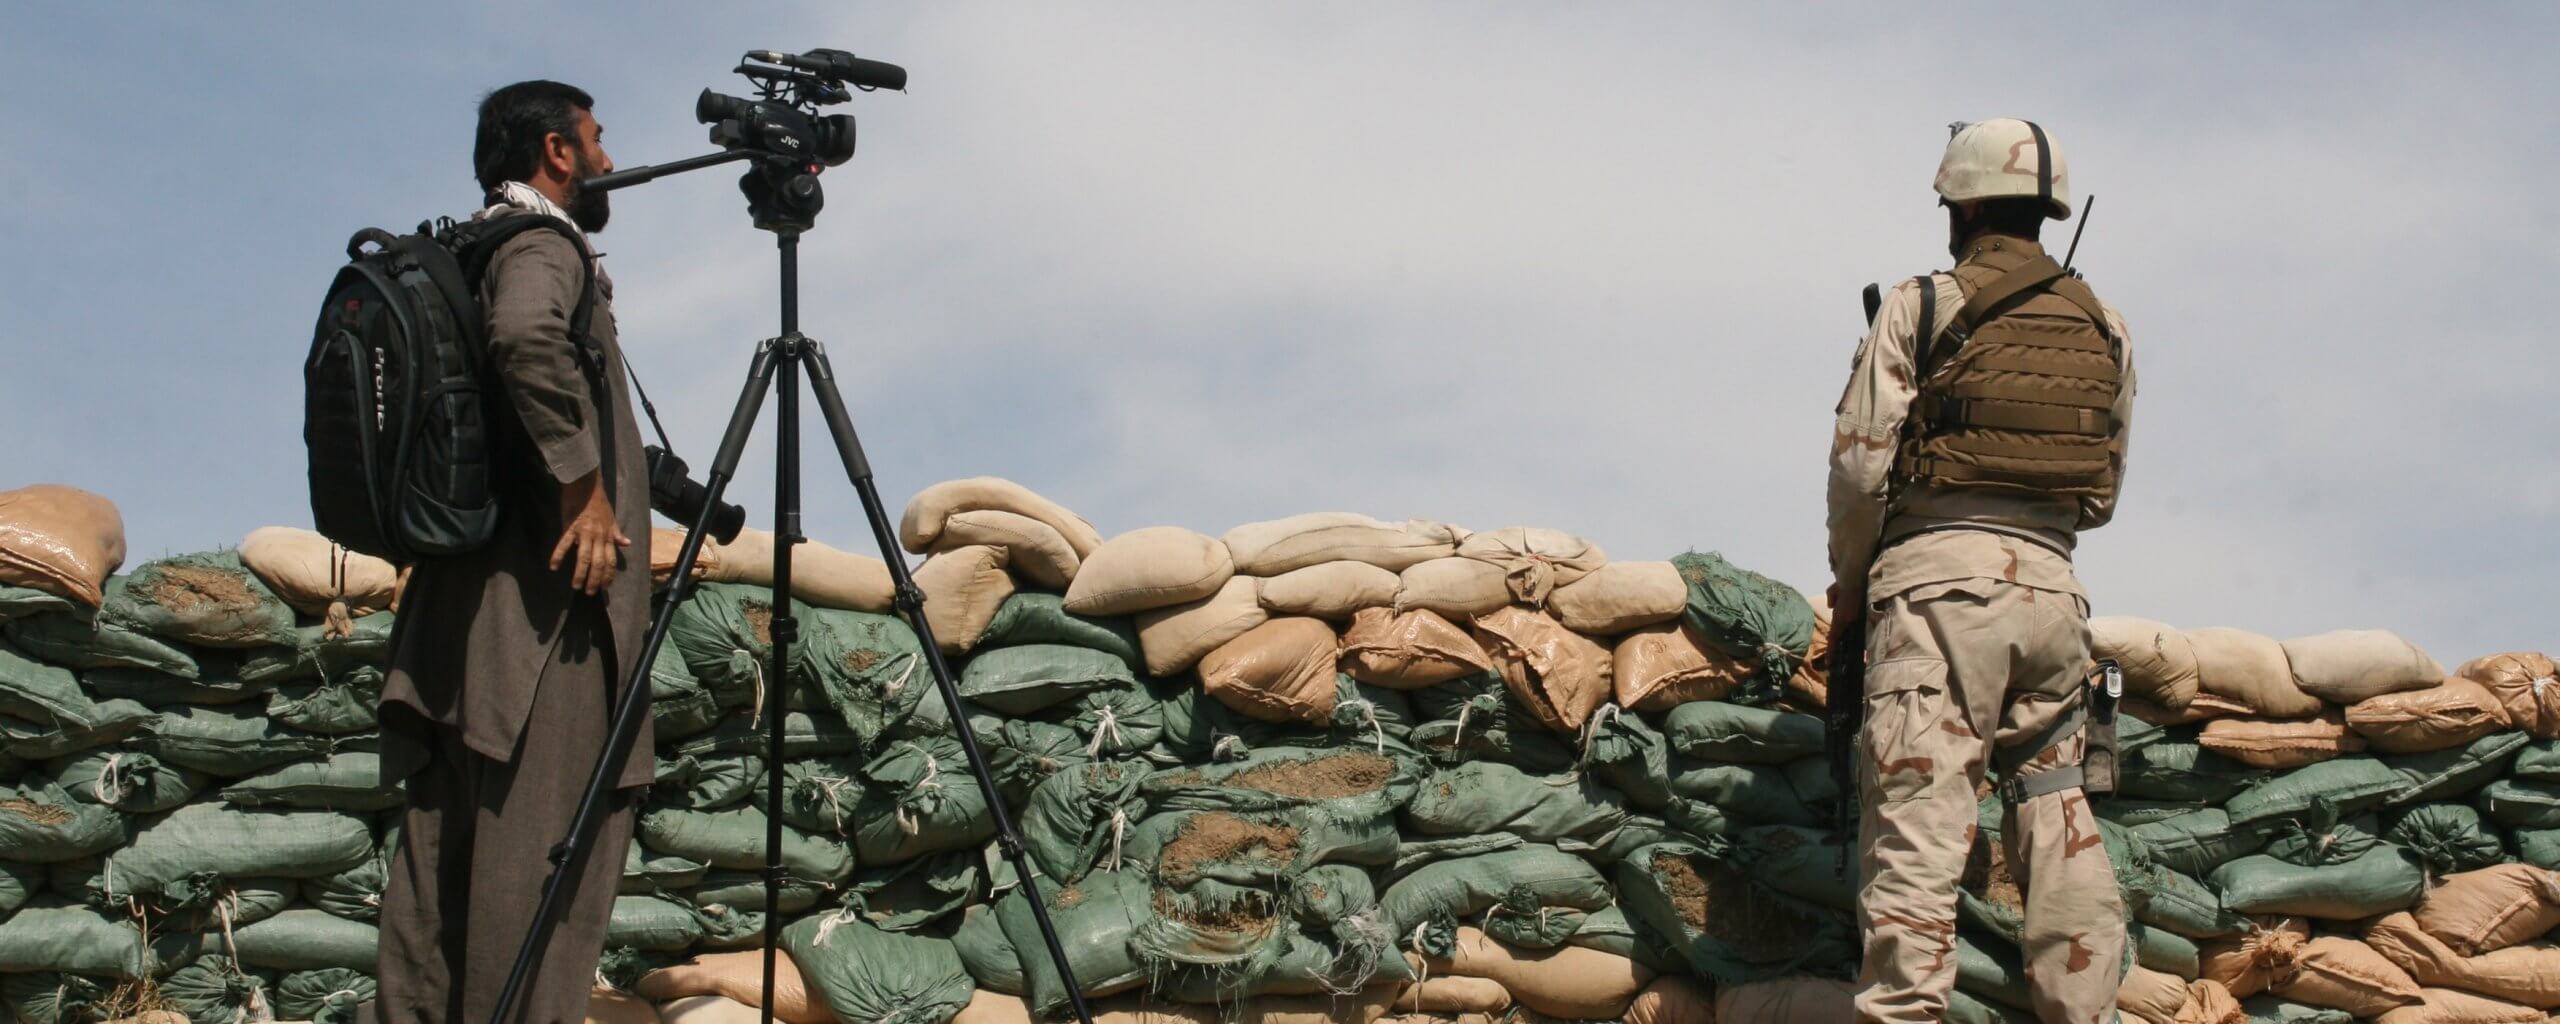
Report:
488,153,1098,1024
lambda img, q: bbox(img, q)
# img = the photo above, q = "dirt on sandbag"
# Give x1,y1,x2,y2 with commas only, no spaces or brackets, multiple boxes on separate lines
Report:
1652,849,1826,956
0,798,72,826
1150,885,1279,933
1158,812,1302,883
141,565,257,614
1219,751,1392,800
743,603,776,647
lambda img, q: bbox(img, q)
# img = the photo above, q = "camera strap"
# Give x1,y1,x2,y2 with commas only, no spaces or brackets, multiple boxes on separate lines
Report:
617,350,678,454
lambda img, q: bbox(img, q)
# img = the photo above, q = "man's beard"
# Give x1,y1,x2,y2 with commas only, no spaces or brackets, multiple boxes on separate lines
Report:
568,152,611,233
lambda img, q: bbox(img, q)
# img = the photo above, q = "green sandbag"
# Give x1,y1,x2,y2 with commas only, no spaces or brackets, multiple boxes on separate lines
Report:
674,709,861,759
1154,676,1417,763
2223,756,2404,826
2518,738,2560,780
0,640,96,729
0,782,128,862
2383,803,2507,875
1614,840,1857,985
652,687,724,742
782,907,976,1024
2117,723,2255,803
1669,759,1818,826
2515,828,2560,870
2097,798,2220,827
1149,916,1406,1004
776,753,868,837
843,847,982,932
637,804,855,883
104,804,374,894
1947,987,2039,1024
1405,677,1579,773
1128,803,1398,886
1141,745,1417,819
101,551,299,649
50,855,295,928
230,908,380,971
1954,930,2032,1011
969,714,1091,804
2,698,156,760
622,844,709,895
1662,701,1826,764
2261,808,2381,867
2239,996,2354,1023
2126,808,2274,878
2479,778,2560,829
1563,904,1683,974
1403,761,1630,847
2133,921,2201,977
138,704,342,777
0,859,37,914
49,749,207,813
651,753,764,811
240,614,397,688
1579,706,1674,809
684,868,832,915
0,586,75,622
797,605,933,749
304,831,391,921
980,593,1143,671
1733,824,1856,913
1048,682,1164,757
853,736,997,865
686,903,772,951
1322,675,1419,751
2384,730,2530,806
219,752,401,811
1782,755,1841,805
609,893,711,951
666,582,807,706
160,956,274,1024
1018,760,1150,884
274,968,376,1024
950,904,1024,994
958,644,1134,715
0,899,198,977
1670,550,1815,692
2211,843,2425,919
997,871,1153,1015
1380,844,1612,953
4,580,199,678
2,972,106,1024
2138,864,2245,938
86,659,271,706
265,667,384,735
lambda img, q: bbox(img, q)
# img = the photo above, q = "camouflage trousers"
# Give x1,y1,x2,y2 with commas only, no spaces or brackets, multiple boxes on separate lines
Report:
1852,577,2127,1024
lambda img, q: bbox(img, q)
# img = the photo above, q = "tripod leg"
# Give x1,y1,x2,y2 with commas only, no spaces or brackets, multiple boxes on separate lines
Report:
799,342,1101,1024
484,339,782,1024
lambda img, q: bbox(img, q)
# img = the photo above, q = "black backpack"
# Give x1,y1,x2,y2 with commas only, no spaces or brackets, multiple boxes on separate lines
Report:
303,215,596,562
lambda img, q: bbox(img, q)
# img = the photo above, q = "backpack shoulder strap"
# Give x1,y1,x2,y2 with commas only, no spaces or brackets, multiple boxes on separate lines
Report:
1953,254,2067,334
1909,273,1948,382
458,214,601,373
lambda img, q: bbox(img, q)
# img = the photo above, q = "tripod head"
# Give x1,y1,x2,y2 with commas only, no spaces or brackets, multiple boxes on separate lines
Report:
579,48,906,234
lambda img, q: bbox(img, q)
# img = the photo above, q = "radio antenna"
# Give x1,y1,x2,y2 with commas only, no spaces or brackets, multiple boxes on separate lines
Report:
2063,194,2096,273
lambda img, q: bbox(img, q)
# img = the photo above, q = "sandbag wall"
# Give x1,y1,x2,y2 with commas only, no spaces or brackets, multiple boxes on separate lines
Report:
0,478,2556,1024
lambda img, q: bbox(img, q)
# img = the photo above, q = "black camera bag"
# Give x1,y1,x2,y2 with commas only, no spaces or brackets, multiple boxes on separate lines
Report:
303,215,595,562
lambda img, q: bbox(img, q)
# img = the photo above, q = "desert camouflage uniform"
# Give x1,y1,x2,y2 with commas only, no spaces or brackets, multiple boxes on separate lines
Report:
1827,235,2135,1024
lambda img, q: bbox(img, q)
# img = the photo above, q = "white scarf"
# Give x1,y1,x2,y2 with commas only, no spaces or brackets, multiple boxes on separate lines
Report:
481,180,585,238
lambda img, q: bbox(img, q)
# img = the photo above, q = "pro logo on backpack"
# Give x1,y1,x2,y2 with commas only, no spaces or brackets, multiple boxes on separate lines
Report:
303,215,593,562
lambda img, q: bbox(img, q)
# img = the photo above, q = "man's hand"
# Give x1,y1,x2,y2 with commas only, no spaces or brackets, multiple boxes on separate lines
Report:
1825,581,1868,652
552,470,631,596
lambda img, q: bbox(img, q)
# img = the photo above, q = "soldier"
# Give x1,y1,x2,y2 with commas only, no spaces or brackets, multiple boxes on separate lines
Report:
1826,119,2135,1024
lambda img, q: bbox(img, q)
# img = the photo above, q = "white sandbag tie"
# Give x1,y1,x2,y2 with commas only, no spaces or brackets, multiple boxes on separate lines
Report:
897,748,944,835
92,752,126,805
810,903,864,946
885,652,920,699
1103,807,1130,872
811,774,859,833
741,650,770,726
1576,702,1624,771
1084,705,1123,757
1338,697,1386,754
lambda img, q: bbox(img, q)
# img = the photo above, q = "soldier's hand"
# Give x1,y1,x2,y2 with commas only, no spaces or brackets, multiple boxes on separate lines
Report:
552,470,632,596
1825,582,1867,647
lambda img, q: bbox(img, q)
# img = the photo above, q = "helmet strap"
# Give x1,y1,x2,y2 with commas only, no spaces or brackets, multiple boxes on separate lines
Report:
2023,120,2054,216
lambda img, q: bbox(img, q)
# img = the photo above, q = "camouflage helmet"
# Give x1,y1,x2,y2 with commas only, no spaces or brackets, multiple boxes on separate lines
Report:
1934,118,2072,220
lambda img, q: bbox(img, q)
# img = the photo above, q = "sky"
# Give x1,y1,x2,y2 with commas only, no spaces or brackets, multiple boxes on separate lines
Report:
2,4,2554,662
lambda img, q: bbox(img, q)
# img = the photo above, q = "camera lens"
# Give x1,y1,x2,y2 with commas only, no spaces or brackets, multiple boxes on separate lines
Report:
813,115,858,166
696,89,755,126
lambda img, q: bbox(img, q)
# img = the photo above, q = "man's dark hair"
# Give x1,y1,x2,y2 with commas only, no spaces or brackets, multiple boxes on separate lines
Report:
474,80,595,193
1949,196,2049,242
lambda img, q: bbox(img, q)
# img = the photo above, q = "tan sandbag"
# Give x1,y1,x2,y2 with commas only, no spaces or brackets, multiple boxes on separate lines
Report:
1198,618,1339,725
0,483,126,607
1406,926,1652,1020
1086,989,1400,1024
1064,527,1235,617
2094,616,2203,710
2371,987,2545,1024
1622,976,1713,1024
635,949,831,1024
2129,692,2249,725
238,525,401,620
1784,601,1833,714
1135,576,1268,677
2176,979,2246,1024
2455,652,2560,739
2347,678,2513,754
1394,976,1512,1014
2197,711,2367,769
1377,1016,1494,1024
2282,629,2445,704
2200,917,2309,997
900,476,1102,558
1339,607,1495,690
2120,963,2194,1024
1613,623,1756,712
2409,864,2560,957
950,990,1034,1024
656,995,767,1024
101,1013,187,1024
706,528,898,612
1396,557,1512,619
2188,627,2322,719
1709,976,1855,1024
1259,561,1400,620
1222,512,1463,575
2370,911,2560,1010
588,986,664,1024
1455,527,1606,606
647,528,722,587
1474,606,1614,733
914,544,1015,654
2266,935,2424,1017
1548,561,1686,635
935,508,1080,590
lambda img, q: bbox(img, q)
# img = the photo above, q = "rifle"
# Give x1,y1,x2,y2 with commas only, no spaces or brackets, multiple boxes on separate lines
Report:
1826,284,1886,872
